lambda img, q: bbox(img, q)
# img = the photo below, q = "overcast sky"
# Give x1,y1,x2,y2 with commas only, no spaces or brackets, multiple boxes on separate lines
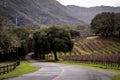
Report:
57,0,120,7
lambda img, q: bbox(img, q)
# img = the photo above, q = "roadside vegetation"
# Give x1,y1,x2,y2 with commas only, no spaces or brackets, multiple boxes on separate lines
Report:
112,74,120,80
59,60,120,72
0,61,40,80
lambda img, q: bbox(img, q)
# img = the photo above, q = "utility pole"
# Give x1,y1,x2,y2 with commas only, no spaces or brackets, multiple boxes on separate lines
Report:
16,17,18,26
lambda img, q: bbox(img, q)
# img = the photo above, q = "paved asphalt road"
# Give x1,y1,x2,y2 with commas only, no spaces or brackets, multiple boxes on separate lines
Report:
6,53,114,80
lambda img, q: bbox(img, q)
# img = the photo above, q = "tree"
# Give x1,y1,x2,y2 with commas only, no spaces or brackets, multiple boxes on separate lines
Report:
0,16,13,27
76,25,86,31
12,27,30,57
33,26,74,61
47,26,74,61
70,29,80,38
0,16,22,61
91,12,115,38
0,27,20,61
115,13,120,37
33,28,51,60
12,27,29,41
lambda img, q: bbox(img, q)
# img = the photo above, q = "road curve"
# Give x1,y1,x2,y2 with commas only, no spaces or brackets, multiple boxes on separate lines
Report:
6,53,113,80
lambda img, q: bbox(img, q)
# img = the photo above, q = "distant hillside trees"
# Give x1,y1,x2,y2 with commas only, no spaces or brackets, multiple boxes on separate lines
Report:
76,25,86,31
91,12,120,38
70,29,80,38
115,13,120,37
62,25,81,38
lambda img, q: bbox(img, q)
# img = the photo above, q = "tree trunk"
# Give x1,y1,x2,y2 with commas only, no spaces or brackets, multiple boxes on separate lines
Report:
34,52,38,57
53,51,58,61
105,33,108,38
42,53,45,60
39,53,42,59
119,31,120,37
110,32,113,36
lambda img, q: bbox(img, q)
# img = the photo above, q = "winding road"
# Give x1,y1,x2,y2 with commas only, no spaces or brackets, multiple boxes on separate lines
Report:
6,53,115,80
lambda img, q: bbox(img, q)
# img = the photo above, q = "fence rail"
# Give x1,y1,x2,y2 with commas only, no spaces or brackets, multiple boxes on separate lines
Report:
0,61,20,75
63,54,120,64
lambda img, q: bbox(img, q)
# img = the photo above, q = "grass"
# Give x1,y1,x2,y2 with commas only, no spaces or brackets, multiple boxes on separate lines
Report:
86,36,99,40
112,74,120,80
0,61,40,80
59,60,120,72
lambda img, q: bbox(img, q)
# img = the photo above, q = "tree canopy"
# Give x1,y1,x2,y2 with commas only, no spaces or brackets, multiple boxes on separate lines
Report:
47,26,74,60
91,12,120,38
33,26,74,61
33,28,51,60
0,16,30,61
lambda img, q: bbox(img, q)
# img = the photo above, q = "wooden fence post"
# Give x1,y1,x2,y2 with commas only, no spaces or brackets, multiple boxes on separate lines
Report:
3,66,5,74
0,61,20,75
0,66,1,75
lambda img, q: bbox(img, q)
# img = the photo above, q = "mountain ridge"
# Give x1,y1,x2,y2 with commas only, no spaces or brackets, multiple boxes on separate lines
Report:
67,5,120,24
0,0,85,26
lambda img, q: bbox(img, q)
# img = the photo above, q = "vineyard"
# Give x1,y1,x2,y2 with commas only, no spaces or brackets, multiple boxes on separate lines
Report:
37,36,120,64
56,36,120,70
47,36,120,58
73,36,120,55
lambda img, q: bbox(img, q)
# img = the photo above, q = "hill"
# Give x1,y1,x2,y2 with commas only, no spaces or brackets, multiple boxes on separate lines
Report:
67,5,120,24
0,0,85,26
